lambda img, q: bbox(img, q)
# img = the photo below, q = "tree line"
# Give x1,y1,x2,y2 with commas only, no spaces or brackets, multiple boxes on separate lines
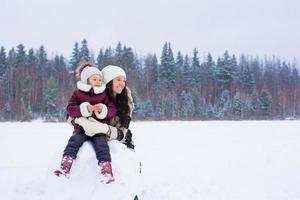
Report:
0,39,299,121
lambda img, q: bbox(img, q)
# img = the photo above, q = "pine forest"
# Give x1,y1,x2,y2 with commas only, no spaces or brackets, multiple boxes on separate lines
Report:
0,39,299,121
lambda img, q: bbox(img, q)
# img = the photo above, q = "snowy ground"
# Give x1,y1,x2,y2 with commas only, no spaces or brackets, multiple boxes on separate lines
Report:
1,120,300,200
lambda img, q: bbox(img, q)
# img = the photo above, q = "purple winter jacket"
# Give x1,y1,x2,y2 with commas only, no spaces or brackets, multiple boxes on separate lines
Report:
67,89,117,133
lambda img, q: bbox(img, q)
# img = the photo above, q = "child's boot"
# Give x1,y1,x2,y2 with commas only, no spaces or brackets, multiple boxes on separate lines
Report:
54,155,74,178
99,161,115,184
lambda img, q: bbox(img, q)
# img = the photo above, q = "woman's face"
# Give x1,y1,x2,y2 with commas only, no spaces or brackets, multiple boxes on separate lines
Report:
112,76,126,94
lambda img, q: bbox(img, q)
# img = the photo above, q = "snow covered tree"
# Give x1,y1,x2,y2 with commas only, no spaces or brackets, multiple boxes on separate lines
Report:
217,89,232,118
233,90,242,116
191,48,200,83
203,53,217,105
79,39,90,62
115,42,123,67
122,46,136,87
20,72,33,121
242,92,257,119
44,76,59,121
159,42,176,89
35,46,48,116
175,51,184,95
144,54,160,108
216,51,236,93
0,46,7,119
175,51,184,77
182,54,192,91
96,48,105,69
258,89,272,117
0,46,7,80
142,99,154,119
179,90,194,119
290,67,300,116
239,55,255,94
162,91,177,119
70,42,80,81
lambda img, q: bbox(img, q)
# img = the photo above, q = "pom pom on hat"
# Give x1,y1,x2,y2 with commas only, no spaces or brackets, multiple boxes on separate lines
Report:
101,65,126,84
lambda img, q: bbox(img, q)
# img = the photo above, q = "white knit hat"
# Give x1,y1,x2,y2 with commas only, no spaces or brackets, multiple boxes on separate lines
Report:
101,65,126,84
80,66,102,84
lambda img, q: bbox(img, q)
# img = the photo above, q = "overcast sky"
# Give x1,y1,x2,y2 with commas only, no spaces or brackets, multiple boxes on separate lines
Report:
1,0,299,63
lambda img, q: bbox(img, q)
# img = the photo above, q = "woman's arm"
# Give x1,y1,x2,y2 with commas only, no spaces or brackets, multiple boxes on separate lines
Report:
74,117,134,150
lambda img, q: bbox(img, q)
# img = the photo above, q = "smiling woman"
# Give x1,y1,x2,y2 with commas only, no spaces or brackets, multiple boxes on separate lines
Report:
74,65,134,148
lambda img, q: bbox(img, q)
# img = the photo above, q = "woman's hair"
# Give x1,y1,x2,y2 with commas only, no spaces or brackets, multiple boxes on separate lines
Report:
106,81,130,128
75,62,93,80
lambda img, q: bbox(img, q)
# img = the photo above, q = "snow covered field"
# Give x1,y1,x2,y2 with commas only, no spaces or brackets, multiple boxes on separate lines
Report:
1,120,300,200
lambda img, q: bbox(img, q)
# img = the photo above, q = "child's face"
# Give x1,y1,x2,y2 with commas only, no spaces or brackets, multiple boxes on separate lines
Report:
87,74,102,87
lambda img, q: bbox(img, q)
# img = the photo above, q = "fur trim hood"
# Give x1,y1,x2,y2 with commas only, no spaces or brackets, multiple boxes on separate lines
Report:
76,81,106,94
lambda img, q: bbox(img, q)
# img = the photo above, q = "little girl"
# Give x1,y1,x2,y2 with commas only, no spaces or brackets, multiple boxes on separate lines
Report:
54,62,116,184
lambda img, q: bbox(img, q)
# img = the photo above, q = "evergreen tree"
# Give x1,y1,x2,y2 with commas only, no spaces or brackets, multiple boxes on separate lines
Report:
242,91,257,118
206,53,216,80
79,39,90,62
143,99,154,119
115,42,123,66
122,46,135,77
123,46,141,93
204,53,217,105
4,48,16,120
15,44,26,64
233,90,242,116
279,62,291,116
250,57,263,91
162,91,176,119
191,48,201,86
44,76,59,121
36,46,48,115
144,54,160,104
70,42,80,80
175,51,184,95
291,67,300,116
14,44,27,119
27,48,37,67
175,51,184,77
258,89,272,117
102,47,114,67
21,72,33,121
131,89,141,119
217,89,231,117
0,46,7,119
96,48,105,69
182,54,192,90
0,46,7,80
180,90,194,119
239,54,255,93
159,42,176,89
37,46,47,69
191,88,205,117
216,51,236,92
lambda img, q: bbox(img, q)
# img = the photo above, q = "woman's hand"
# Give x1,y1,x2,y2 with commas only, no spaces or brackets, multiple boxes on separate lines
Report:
121,129,135,150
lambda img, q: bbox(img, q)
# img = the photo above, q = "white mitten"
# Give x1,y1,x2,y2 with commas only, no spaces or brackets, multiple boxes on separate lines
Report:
74,117,109,137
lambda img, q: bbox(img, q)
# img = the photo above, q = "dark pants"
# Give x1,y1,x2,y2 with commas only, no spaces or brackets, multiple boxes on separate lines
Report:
63,131,111,162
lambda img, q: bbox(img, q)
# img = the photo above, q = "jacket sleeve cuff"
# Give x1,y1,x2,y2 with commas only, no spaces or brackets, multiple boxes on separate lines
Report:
80,102,92,117
94,103,108,119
